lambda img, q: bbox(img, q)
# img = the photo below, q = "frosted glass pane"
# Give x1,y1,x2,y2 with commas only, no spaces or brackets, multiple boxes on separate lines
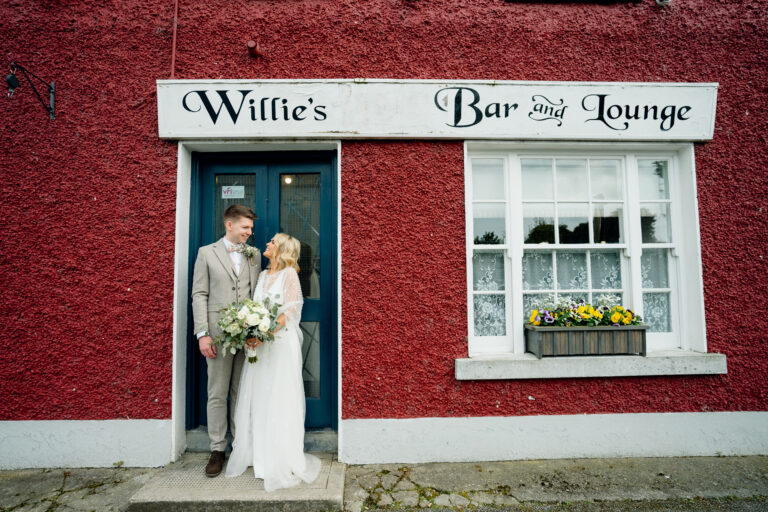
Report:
473,202,505,244
523,203,555,244
593,203,624,244
474,295,506,336
556,159,588,201
590,160,623,200
472,159,505,201
641,203,672,243
591,251,622,289
522,251,553,290
642,249,669,288
643,292,671,332
557,251,588,290
639,160,669,200
521,159,553,200
473,252,505,291
558,203,589,244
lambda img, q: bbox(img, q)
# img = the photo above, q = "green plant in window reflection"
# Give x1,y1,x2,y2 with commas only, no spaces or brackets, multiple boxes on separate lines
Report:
474,231,503,245
525,222,555,244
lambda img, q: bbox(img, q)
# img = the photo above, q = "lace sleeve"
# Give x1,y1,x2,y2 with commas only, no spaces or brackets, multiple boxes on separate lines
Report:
278,268,303,328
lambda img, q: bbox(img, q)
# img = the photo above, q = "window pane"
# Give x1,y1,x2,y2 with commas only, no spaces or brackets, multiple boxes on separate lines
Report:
281,173,321,298
521,159,553,200
641,203,672,243
638,160,670,200
643,292,671,332
593,203,624,244
523,293,554,318
558,203,589,244
523,203,555,244
474,295,506,336
472,159,505,201
591,251,622,289
557,251,588,290
473,252,505,291
590,160,623,200
556,159,588,201
522,251,553,290
473,203,506,244
642,249,669,288
299,321,321,398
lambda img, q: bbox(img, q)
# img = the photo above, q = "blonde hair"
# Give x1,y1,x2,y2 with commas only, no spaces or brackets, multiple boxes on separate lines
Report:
269,233,300,272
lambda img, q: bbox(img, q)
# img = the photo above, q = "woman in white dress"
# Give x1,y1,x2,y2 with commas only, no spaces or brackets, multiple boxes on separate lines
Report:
225,233,321,491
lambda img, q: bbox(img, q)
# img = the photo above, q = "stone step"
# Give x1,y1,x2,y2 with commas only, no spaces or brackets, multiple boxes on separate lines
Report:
185,427,338,453
128,452,344,512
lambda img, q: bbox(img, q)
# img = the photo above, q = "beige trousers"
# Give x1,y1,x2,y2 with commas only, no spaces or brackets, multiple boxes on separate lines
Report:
206,348,245,452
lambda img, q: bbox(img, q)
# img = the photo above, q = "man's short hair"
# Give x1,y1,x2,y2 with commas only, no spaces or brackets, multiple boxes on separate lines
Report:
223,205,257,223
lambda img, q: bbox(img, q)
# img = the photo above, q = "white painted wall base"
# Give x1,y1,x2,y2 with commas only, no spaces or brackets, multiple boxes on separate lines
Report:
339,412,768,464
0,420,173,469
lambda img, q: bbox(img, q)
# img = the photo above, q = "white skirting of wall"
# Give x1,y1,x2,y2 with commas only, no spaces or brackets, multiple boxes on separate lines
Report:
339,411,768,464
0,420,173,469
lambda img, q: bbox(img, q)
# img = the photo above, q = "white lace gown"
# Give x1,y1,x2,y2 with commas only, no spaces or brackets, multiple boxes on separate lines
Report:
225,267,321,491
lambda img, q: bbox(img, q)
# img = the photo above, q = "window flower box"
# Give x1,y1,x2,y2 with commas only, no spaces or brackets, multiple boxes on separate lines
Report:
524,324,647,359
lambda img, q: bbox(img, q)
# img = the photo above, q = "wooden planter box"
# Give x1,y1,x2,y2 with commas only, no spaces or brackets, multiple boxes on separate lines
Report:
524,325,647,359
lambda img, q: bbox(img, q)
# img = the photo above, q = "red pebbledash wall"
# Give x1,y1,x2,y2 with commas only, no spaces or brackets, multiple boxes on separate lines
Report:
1,0,766,422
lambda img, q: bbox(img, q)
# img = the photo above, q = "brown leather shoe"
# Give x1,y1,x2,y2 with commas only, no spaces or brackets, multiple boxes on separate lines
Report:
205,450,226,477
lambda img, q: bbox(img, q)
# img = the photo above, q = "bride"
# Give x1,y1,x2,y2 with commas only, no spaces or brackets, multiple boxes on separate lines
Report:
225,233,321,491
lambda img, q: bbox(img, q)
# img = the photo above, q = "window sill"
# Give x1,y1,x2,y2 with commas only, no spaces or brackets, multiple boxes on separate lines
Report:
454,350,727,380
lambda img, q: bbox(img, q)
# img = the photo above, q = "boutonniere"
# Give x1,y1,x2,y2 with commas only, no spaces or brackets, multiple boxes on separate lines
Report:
241,245,259,261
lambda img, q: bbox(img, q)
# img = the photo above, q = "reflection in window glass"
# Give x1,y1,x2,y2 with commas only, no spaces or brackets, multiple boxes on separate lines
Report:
641,203,672,243
300,322,321,398
281,173,321,298
521,159,553,200
558,203,590,244
593,204,623,243
473,203,506,244
472,159,505,201
590,160,622,200
556,159,588,201
638,160,670,200
523,203,555,244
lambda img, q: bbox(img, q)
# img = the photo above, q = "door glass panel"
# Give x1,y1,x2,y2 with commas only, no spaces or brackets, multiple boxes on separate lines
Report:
214,174,257,241
300,322,321,398
280,174,321,298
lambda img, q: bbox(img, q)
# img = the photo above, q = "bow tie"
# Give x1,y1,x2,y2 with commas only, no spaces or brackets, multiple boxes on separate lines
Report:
227,244,245,253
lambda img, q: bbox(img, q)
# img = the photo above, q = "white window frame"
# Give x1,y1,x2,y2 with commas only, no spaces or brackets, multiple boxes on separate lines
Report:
459,141,726,380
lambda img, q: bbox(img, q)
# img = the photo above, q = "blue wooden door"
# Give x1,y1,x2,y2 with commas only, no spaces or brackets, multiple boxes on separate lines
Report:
187,151,337,431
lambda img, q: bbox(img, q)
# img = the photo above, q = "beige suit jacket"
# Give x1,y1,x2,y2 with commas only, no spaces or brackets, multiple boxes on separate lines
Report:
191,240,261,337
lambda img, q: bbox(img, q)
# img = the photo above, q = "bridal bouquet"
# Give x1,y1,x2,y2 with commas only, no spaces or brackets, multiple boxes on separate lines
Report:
214,296,281,363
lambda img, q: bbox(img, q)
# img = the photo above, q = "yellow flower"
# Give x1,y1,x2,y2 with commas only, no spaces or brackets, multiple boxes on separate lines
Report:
577,305,587,314
622,316,631,325
611,312,622,323
529,310,539,323
616,306,625,312
581,313,591,319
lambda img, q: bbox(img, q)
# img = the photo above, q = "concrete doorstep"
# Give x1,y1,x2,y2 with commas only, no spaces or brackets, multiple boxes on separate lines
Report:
128,452,345,512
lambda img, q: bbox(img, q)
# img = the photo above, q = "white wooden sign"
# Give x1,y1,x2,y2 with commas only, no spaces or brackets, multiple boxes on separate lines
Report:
157,79,718,141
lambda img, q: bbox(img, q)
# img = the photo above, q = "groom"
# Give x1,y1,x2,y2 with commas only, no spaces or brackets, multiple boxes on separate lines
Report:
191,204,261,477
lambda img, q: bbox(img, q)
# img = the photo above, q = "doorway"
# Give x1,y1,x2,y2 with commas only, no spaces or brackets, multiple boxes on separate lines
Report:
186,151,338,432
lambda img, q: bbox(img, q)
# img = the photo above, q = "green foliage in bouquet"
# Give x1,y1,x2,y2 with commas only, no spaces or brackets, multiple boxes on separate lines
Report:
214,296,281,362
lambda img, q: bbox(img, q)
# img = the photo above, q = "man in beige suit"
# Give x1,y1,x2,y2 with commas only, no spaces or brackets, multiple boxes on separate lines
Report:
191,205,261,477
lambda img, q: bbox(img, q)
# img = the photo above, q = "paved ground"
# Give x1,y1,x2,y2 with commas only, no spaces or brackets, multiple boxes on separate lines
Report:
343,456,768,512
0,455,766,512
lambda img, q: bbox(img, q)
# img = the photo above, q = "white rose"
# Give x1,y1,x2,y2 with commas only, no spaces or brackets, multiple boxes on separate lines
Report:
245,313,260,327
258,318,271,332
237,305,249,319
256,306,268,316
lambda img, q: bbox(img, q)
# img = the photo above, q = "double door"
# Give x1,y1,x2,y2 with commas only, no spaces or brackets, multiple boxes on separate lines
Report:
187,151,337,430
